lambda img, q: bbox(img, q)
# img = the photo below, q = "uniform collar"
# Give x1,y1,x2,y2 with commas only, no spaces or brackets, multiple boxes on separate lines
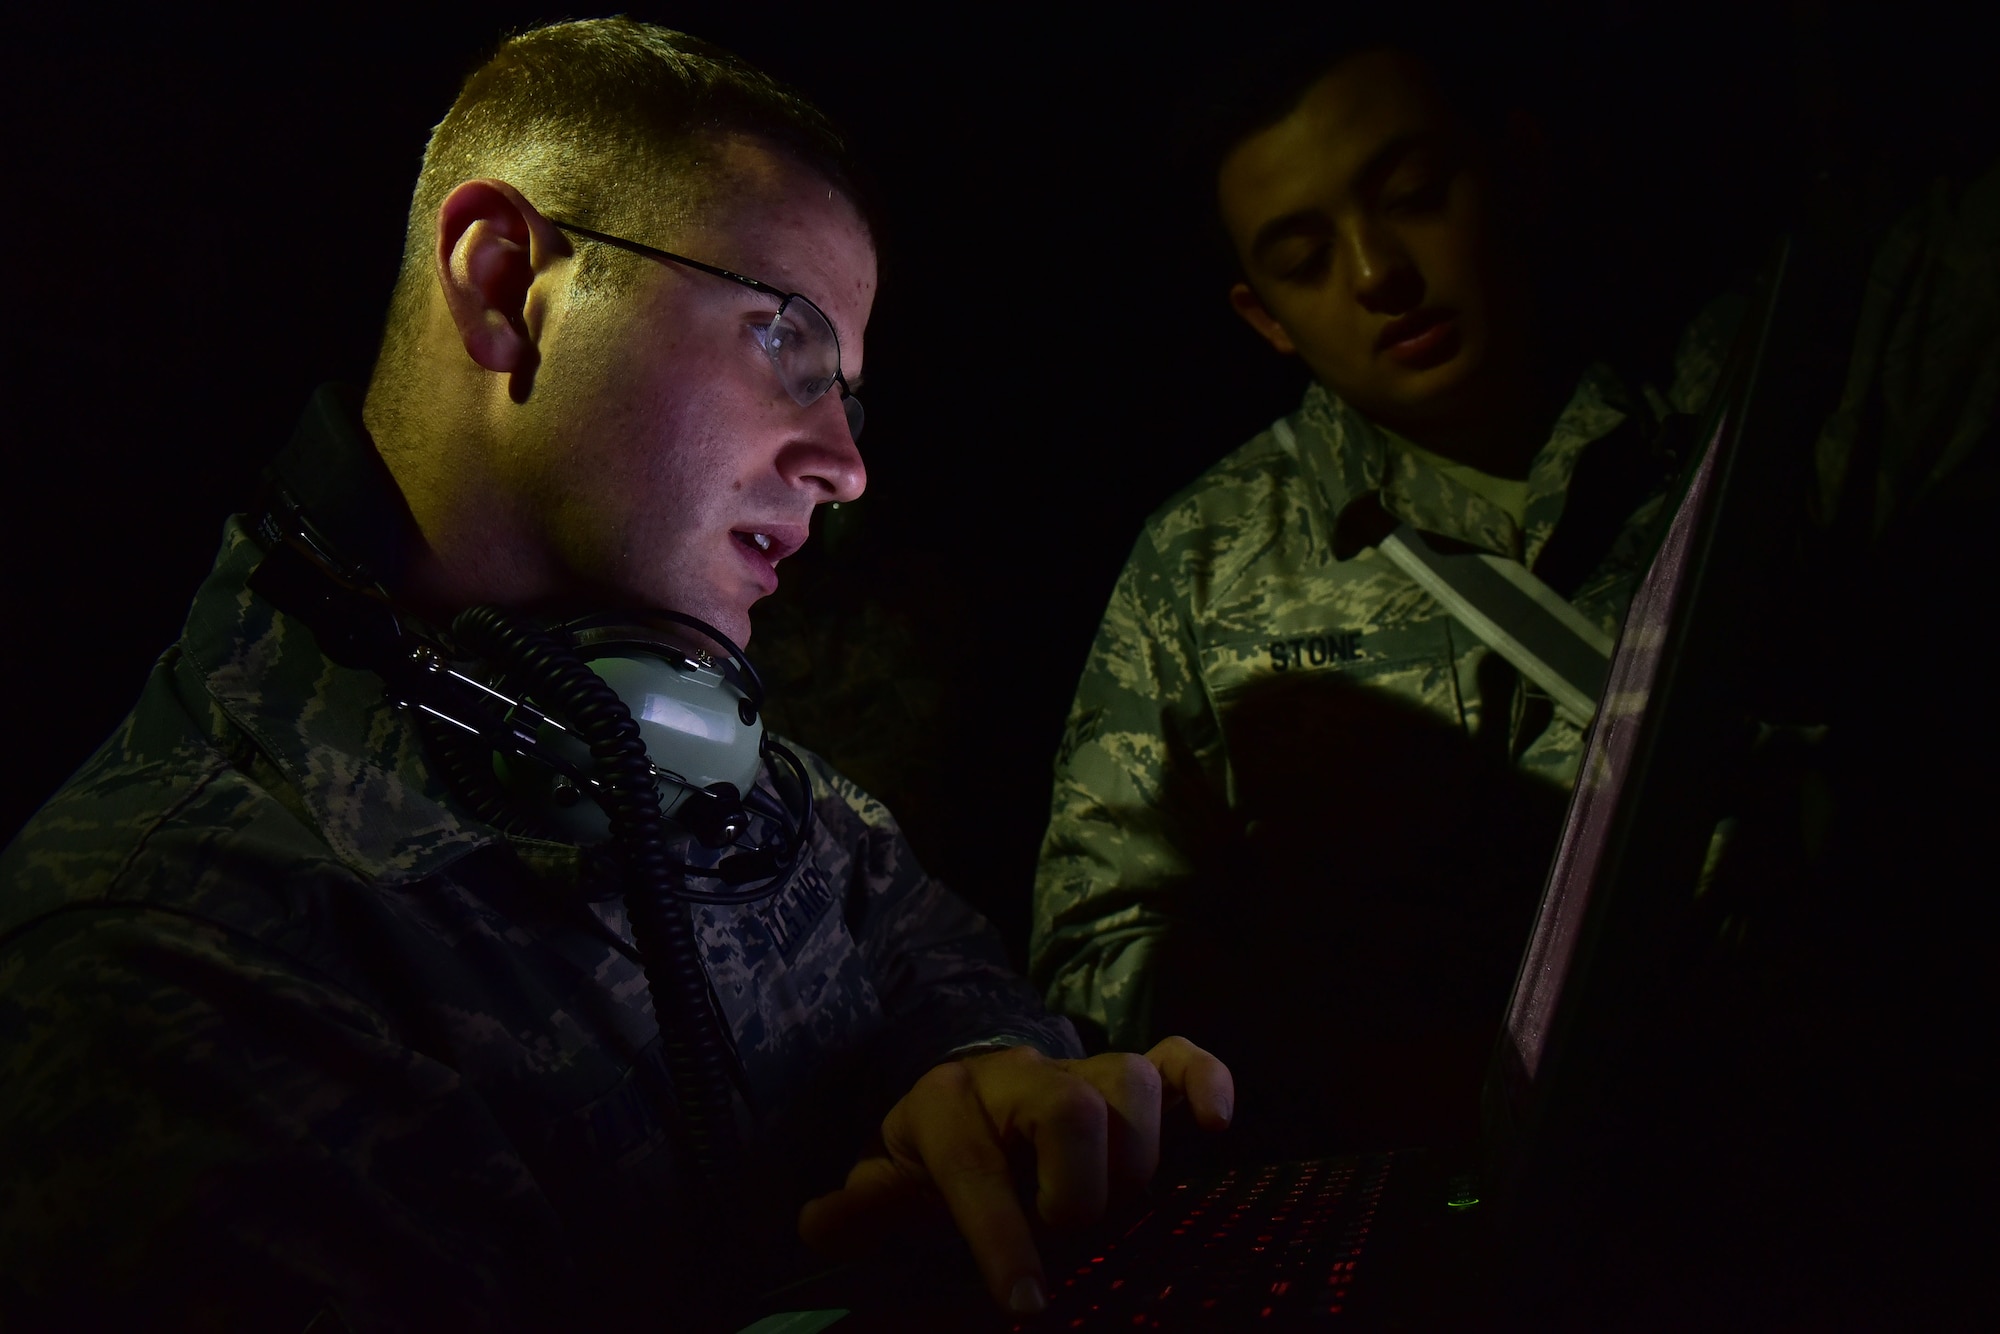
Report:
264,384,424,586
181,388,499,884
1282,366,1633,564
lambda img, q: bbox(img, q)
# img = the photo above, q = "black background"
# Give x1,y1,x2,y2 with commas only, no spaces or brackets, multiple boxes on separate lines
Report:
1,1,1982,960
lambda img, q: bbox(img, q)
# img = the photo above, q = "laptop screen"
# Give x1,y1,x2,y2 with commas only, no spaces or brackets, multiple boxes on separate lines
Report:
1502,413,1727,1086
1483,235,1801,1175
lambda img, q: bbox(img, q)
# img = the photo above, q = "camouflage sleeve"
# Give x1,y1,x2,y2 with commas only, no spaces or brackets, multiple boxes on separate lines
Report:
1669,290,1750,417
797,751,1083,1102
1030,537,1216,1052
0,904,572,1330
1813,162,2000,539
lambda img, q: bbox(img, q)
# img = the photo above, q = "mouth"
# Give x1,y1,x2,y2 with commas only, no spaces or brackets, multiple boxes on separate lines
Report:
729,524,807,590
1374,308,1461,369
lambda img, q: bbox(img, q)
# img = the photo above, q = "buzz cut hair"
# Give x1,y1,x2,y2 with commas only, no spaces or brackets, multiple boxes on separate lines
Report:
1187,9,1522,188
1180,8,1530,283
376,17,865,372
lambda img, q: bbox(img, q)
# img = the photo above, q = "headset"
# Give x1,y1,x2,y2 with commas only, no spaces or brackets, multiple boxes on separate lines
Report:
247,485,811,1192
247,493,814,893
420,603,818,898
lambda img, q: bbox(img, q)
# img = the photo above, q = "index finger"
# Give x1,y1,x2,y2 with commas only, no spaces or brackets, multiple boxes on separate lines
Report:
886,1063,1048,1316
1145,1035,1236,1131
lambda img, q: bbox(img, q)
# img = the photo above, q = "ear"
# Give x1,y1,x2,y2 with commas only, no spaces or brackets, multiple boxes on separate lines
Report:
1228,281,1298,356
434,179,570,375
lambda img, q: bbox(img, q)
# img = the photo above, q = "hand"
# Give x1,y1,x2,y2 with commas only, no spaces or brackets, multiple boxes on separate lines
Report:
797,1036,1234,1316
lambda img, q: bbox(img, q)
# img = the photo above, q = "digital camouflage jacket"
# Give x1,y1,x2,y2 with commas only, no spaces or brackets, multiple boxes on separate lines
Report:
1031,317,1736,1053
0,390,1079,1330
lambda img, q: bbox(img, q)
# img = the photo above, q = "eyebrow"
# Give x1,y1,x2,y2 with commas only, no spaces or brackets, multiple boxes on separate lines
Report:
1246,130,1435,262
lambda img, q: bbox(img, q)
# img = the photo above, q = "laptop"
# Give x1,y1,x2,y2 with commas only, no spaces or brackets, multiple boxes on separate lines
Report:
739,230,1827,1332
999,363,1745,1332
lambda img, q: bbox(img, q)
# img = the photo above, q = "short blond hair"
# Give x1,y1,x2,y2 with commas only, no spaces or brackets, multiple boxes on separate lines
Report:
373,18,863,380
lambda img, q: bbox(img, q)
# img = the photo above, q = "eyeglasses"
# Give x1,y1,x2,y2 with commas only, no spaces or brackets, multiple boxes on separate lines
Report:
550,219,865,443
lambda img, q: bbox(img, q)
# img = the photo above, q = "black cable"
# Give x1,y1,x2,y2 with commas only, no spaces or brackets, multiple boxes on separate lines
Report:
248,510,779,1192
451,605,742,1189
414,710,546,838
402,607,808,900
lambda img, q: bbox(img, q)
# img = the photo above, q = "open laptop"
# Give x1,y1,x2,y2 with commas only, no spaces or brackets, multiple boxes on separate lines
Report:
739,230,1826,1331
1000,363,1747,1332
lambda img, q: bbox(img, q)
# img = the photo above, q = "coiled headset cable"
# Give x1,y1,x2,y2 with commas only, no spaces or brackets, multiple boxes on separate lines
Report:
448,605,742,1187
245,503,813,1193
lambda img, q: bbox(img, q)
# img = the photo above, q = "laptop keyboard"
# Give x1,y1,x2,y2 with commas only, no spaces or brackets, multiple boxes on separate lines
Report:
1018,1152,1394,1330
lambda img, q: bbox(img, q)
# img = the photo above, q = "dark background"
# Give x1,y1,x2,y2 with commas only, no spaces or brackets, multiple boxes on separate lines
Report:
1,1,1983,963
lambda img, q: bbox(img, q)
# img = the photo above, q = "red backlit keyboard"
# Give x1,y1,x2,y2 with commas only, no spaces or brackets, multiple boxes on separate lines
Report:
1016,1152,1393,1331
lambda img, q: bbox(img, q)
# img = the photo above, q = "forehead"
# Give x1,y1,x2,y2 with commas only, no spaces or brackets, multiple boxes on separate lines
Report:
667,136,877,349
1217,50,1460,245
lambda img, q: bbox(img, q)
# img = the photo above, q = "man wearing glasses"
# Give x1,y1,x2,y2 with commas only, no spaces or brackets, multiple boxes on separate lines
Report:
0,19,1230,1329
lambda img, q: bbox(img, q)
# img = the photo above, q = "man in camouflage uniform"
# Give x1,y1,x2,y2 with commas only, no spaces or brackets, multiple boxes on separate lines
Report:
0,20,1231,1330
1032,43,1732,1148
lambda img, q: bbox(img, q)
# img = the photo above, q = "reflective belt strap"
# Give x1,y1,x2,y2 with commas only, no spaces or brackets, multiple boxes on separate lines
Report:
1378,525,1614,724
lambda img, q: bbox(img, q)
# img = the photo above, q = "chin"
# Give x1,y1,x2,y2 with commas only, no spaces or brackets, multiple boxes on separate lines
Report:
1381,347,1489,419
675,598,754,652
654,561,754,627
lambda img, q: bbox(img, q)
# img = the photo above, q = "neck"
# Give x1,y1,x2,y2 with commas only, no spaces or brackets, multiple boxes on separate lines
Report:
361,374,564,622
1371,328,1576,480
1381,377,1551,479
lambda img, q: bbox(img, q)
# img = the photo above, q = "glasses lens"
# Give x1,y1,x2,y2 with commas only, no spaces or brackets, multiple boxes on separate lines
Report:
767,298,841,405
764,296,861,442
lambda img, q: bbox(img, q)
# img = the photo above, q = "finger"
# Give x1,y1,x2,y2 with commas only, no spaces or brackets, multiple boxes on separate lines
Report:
979,1055,1109,1229
1063,1052,1163,1194
896,1062,1048,1315
1145,1035,1236,1131
798,1155,941,1260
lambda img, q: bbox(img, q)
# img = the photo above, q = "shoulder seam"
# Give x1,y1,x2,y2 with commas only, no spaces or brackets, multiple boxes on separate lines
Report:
1142,420,1295,539
106,752,234,902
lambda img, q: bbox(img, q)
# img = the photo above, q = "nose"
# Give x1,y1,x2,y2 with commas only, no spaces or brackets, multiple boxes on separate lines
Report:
779,391,867,503
1346,220,1423,315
